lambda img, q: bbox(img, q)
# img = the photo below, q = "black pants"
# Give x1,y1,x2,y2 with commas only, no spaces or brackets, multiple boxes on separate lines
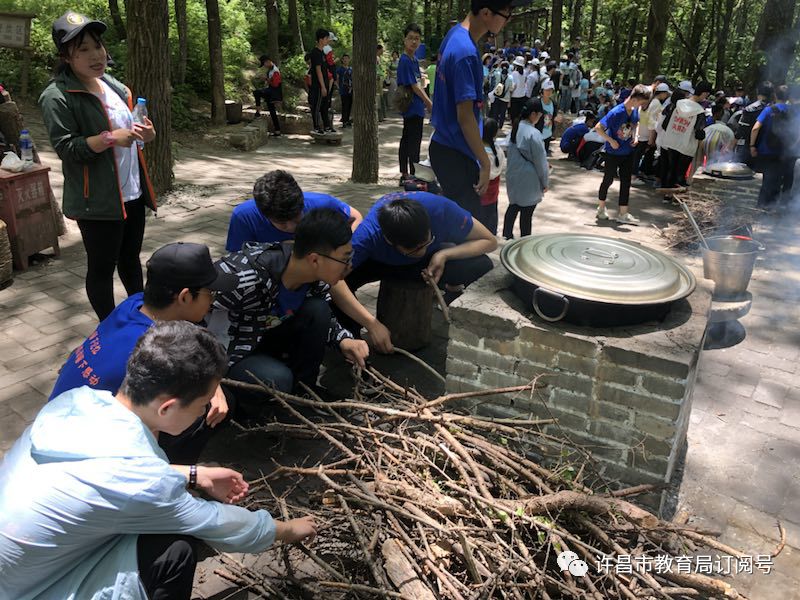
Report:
226,297,331,416
599,153,634,207
399,115,424,176
137,534,197,600
476,203,498,235
631,141,649,176
341,94,353,123
309,86,331,131
336,255,493,336
509,96,527,123
429,140,480,215
662,149,693,190
254,87,282,132
639,144,657,177
489,99,508,128
77,196,146,321
502,204,536,239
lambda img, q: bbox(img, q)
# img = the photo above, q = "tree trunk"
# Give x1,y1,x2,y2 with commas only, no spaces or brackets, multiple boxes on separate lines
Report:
324,0,331,23
126,0,172,194
643,0,670,82
108,0,127,39
609,14,621,81
749,0,799,89
302,0,313,38
424,0,432,41
570,0,583,43
457,0,467,19
683,4,705,76
732,0,749,72
174,0,188,85
715,0,734,89
266,0,280,63
287,0,304,53
436,0,443,39
550,0,563,56
621,11,639,82
206,0,226,126
352,0,379,184
589,0,598,43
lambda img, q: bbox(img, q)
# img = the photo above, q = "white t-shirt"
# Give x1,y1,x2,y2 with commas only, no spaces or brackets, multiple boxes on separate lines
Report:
525,71,539,97
97,80,141,202
511,71,527,98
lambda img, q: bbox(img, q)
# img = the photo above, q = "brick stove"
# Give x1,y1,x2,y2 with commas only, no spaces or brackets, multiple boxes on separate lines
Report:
445,267,713,513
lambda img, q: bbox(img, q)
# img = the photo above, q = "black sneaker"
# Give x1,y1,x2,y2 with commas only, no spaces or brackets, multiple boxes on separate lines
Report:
269,131,282,137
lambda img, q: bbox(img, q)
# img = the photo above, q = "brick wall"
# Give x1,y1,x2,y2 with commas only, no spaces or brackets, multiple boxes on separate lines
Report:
446,267,712,514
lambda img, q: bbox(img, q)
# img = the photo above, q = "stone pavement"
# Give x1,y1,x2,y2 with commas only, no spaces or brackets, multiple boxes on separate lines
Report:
0,110,798,599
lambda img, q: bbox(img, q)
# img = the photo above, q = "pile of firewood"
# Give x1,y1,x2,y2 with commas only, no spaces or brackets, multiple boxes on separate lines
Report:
214,369,781,599
654,190,760,250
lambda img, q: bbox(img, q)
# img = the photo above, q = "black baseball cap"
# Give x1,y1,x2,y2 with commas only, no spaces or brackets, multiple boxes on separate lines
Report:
146,243,238,292
52,11,107,50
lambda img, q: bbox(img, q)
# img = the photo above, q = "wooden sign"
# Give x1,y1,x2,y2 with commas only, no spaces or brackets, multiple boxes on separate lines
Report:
0,12,34,49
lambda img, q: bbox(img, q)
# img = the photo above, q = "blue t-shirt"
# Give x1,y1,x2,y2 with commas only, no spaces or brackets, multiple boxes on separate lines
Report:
226,192,352,252
431,24,484,161
397,53,425,118
352,191,473,269
560,122,589,153
336,65,352,96
755,103,788,156
49,293,152,400
599,103,639,156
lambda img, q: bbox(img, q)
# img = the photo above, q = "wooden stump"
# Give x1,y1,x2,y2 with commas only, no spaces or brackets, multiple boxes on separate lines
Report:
376,278,433,351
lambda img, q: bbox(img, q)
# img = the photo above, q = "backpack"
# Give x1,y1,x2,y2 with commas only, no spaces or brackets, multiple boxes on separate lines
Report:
734,101,766,141
493,75,507,98
766,105,793,153
390,85,414,113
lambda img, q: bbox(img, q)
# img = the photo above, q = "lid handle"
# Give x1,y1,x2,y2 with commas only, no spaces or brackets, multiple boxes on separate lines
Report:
581,246,619,265
532,288,570,323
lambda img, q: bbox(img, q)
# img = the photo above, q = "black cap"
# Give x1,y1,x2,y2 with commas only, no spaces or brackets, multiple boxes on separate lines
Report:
146,243,238,293
694,80,713,95
52,11,107,50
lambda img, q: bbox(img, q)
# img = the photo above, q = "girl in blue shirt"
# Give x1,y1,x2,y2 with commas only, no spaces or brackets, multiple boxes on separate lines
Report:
593,84,652,224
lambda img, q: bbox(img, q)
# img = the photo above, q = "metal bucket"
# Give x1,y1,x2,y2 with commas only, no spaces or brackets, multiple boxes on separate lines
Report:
702,236,764,299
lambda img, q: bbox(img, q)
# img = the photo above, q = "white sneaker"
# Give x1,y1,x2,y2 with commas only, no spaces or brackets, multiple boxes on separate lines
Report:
596,206,609,220
616,212,640,225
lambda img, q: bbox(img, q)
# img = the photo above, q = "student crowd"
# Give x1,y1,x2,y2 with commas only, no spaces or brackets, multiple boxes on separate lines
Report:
2,2,798,598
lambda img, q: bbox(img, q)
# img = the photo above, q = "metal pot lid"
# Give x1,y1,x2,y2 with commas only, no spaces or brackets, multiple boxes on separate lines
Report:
705,161,754,179
501,234,696,305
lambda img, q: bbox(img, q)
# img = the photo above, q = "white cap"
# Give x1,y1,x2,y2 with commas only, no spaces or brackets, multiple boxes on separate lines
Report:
328,31,338,41
604,79,612,86
512,55,526,67
655,82,671,93
531,58,540,66
678,80,694,94
541,78,555,90
540,51,549,59
534,39,542,45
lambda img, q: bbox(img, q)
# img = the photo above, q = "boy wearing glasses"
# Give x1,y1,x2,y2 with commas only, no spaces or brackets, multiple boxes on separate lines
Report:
49,242,238,463
337,192,497,335
429,0,531,216
214,209,369,416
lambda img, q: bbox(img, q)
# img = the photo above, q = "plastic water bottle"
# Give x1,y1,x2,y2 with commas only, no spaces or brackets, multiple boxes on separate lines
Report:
131,97,147,149
19,129,34,164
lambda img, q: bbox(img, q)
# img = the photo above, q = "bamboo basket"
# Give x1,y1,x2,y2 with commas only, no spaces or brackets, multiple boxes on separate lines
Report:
0,219,12,288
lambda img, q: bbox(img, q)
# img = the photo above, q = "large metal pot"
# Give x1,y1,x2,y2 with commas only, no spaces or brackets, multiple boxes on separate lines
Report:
501,234,697,327
705,161,754,180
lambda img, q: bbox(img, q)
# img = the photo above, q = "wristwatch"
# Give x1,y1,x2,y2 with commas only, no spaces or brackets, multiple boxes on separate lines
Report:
188,465,198,489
